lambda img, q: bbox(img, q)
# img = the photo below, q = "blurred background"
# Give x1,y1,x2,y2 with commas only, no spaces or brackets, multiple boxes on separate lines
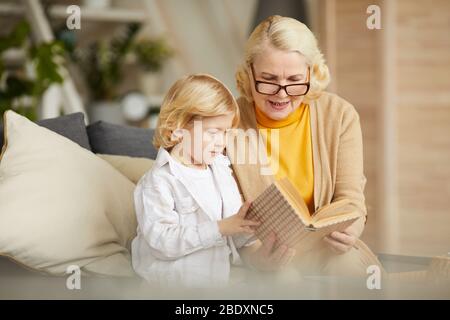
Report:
0,0,449,260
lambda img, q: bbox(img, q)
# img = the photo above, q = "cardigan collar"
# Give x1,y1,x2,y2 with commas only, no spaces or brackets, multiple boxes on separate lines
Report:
255,102,305,128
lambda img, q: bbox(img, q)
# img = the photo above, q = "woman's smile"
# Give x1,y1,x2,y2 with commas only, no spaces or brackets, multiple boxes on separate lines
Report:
267,99,291,111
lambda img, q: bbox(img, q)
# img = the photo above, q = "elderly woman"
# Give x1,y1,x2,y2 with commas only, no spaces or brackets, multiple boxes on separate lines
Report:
227,15,382,276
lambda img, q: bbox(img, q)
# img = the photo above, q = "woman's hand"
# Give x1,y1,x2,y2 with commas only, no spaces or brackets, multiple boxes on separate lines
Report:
323,218,364,254
246,232,296,272
218,201,260,236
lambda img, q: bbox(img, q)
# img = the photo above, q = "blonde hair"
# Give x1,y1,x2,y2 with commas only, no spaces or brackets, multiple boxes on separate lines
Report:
236,15,330,102
153,74,240,149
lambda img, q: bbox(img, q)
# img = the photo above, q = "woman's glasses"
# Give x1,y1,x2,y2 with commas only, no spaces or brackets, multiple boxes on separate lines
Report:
250,64,310,97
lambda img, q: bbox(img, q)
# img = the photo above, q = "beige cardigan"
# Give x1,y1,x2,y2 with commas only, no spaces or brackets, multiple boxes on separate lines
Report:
226,92,382,273
227,91,367,219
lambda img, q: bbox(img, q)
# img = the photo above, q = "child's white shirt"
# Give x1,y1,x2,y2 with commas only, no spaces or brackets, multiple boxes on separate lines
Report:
170,159,223,222
131,147,255,288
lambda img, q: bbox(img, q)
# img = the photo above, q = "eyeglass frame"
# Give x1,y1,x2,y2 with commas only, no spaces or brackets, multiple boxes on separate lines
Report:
249,63,311,97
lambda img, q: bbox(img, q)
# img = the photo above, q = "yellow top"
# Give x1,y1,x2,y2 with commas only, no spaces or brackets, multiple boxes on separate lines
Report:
255,103,315,213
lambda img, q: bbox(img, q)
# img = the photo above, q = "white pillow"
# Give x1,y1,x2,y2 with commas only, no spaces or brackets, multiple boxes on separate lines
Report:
0,110,137,276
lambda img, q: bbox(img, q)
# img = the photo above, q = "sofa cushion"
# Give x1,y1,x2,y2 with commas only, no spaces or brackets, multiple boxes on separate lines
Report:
97,154,154,184
0,112,91,150
0,110,137,276
87,121,157,159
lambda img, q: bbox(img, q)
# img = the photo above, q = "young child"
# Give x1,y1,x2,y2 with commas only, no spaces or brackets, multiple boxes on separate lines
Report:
131,74,259,288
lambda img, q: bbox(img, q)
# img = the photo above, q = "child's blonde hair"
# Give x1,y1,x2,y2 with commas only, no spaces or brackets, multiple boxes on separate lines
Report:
153,74,240,149
236,15,330,102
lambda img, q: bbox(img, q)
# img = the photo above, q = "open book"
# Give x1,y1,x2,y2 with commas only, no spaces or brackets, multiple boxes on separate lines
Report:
246,177,362,251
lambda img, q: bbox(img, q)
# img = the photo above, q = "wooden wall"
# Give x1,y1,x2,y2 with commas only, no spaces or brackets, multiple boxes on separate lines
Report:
314,0,450,257
395,0,450,256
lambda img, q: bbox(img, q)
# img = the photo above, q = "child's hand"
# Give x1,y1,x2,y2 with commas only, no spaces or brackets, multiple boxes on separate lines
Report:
218,201,260,236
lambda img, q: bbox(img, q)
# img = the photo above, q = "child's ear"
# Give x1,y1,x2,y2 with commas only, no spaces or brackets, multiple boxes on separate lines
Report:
170,129,184,142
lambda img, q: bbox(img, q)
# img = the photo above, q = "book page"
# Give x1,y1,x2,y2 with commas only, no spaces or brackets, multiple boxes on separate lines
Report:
307,198,363,229
313,213,360,229
275,178,312,225
312,198,361,222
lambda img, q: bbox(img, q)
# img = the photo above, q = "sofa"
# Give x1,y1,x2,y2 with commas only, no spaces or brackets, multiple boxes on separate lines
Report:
1,111,448,299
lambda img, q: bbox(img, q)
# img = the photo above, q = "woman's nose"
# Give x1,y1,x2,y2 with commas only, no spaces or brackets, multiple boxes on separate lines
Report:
276,86,289,98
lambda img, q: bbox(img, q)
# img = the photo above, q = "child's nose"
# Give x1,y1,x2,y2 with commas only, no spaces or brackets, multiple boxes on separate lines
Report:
212,132,222,141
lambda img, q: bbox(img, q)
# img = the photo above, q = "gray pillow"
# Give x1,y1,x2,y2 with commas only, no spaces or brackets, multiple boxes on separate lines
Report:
87,121,157,159
0,112,91,151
